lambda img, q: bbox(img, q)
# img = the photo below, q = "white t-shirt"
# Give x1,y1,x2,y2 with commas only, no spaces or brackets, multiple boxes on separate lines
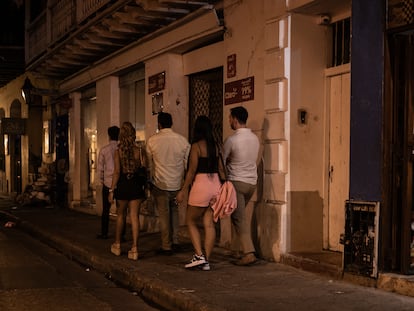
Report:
223,128,259,185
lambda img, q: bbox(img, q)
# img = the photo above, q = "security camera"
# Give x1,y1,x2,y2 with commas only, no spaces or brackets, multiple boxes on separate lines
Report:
318,14,331,25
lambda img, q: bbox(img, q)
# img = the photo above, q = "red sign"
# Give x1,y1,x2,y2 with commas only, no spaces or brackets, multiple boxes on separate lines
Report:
224,76,254,105
227,54,236,78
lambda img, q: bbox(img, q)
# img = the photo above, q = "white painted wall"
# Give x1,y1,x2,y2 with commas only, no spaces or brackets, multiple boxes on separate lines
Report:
223,0,265,136
288,13,329,252
94,76,121,215
144,53,188,139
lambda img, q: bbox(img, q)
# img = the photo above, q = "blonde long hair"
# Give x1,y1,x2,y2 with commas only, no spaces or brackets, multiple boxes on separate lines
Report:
118,121,138,174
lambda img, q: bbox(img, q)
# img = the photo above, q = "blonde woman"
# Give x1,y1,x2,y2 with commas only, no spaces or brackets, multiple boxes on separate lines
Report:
109,122,147,260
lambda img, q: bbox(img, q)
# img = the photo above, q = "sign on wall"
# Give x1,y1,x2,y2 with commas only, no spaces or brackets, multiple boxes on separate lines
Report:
224,76,254,105
148,71,166,94
227,54,236,78
1,118,26,135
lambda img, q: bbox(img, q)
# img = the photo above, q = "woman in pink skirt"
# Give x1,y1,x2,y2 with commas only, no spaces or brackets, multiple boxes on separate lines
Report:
176,116,222,271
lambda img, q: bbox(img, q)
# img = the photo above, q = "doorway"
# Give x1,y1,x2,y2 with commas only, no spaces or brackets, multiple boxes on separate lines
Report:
188,67,223,143
386,33,414,274
9,100,22,194
80,90,97,205
325,69,351,252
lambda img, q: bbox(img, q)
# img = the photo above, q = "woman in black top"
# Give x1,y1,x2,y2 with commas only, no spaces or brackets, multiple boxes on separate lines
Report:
176,116,222,271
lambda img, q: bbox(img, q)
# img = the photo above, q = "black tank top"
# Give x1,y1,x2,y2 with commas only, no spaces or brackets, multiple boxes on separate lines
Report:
196,157,218,174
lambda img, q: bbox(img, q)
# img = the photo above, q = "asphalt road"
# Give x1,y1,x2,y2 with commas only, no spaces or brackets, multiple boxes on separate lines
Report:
0,223,161,311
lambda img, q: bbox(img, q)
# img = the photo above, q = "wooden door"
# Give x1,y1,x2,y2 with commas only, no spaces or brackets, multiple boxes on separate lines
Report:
327,72,350,251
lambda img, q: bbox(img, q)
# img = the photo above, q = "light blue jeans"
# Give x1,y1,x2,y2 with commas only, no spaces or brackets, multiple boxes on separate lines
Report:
230,180,257,255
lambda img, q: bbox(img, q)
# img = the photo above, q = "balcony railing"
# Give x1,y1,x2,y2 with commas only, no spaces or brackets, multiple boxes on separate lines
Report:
26,11,47,62
77,0,112,24
26,0,112,63
50,0,76,43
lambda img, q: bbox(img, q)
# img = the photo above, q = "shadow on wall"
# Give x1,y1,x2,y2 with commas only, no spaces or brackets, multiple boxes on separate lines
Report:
254,158,281,261
289,191,323,252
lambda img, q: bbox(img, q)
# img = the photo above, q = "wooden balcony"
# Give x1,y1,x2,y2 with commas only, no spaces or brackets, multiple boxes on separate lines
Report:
26,0,222,81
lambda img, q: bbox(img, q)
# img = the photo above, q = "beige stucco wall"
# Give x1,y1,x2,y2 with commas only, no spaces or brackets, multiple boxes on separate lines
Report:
218,0,332,258
145,53,189,139
221,0,275,258
94,76,121,216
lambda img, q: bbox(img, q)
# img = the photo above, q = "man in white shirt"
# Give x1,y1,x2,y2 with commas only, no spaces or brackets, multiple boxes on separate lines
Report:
223,106,260,265
146,112,190,254
97,126,119,239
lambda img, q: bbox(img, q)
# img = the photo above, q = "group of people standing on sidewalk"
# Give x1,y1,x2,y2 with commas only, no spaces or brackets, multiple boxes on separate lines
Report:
97,106,260,270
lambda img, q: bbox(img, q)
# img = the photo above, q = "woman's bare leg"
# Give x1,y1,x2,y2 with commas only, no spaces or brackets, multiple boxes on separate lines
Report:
186,205,206,256
115,200,128,244
128,199,141,250
203,207,216,260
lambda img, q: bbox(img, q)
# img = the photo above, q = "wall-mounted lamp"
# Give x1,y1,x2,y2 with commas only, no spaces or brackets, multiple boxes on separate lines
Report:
21,77,58,109
21,77,33,103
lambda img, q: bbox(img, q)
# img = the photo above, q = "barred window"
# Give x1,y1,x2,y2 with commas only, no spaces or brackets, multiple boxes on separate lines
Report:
331,18,351,67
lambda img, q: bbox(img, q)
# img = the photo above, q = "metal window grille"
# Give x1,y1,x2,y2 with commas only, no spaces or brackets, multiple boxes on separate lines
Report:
189,68,223,144
387,0,414,29
331,18,351,67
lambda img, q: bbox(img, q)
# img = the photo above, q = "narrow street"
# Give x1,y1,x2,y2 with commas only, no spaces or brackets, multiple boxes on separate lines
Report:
0,221,161,311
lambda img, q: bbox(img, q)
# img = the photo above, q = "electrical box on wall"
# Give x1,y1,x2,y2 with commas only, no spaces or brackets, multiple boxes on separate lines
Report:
343,200,380,278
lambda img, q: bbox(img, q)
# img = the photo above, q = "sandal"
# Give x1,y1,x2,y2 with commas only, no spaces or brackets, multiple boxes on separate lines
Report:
111,243,121,256
128,247,138,260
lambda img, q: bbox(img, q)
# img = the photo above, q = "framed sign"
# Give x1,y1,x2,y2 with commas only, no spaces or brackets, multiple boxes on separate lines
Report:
1,118,26,135
224,76,254,105
148,71,166,94
227,54,236,78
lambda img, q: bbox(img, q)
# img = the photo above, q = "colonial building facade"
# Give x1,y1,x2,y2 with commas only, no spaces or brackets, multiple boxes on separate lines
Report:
1,0,414,278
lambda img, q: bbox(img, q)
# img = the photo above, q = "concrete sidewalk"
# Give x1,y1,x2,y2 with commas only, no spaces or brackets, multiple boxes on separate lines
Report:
1,204,414,311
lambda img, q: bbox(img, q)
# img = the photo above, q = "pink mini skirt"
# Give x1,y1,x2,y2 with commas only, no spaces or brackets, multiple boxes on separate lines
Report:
188,173,221,207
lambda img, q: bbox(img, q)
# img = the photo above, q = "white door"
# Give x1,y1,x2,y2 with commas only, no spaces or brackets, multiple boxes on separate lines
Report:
327,72,350,251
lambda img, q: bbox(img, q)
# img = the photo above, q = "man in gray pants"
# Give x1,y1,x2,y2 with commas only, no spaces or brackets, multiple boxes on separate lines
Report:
223,106,260,265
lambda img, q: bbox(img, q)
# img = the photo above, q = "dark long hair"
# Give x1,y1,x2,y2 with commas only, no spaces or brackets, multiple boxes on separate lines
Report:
192,115,216,172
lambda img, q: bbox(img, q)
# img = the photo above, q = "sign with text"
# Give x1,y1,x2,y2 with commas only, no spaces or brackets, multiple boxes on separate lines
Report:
1,118,26,135
224,76,254,105
148,71,166,94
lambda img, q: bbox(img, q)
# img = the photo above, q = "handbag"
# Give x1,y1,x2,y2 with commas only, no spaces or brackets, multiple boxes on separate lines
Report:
135,144,148,194
136,145,147,179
